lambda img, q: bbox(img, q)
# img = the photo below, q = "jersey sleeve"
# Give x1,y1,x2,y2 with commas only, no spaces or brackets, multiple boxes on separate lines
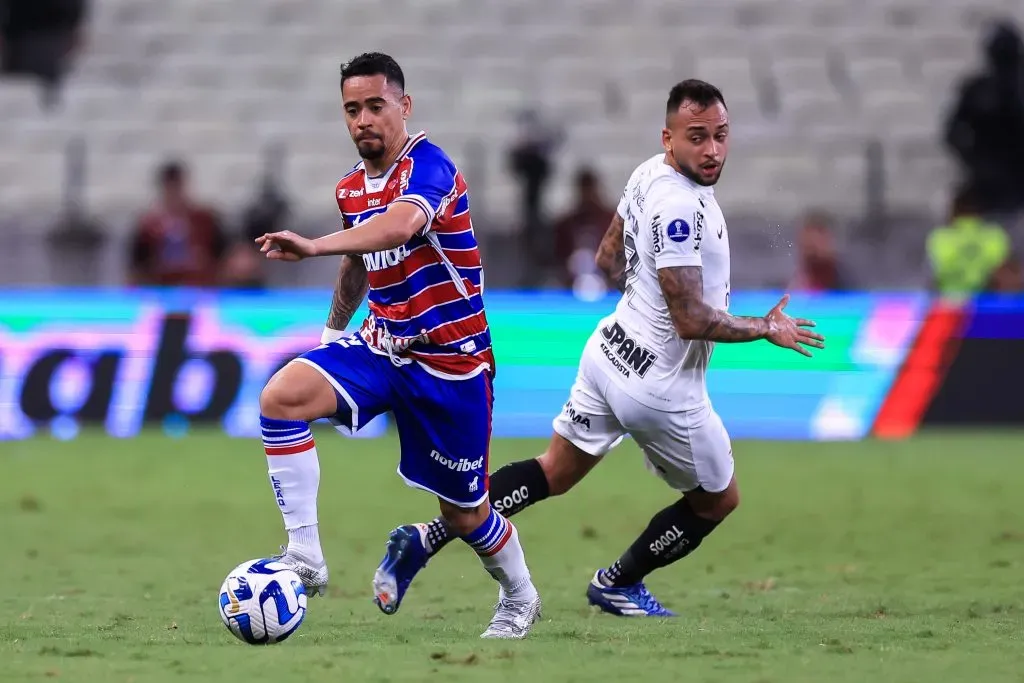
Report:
650,193,705,270
616,185,629,219
393,156,457,231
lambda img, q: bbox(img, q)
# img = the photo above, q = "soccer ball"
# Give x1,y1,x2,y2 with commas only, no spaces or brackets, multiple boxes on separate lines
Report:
218,558,307,644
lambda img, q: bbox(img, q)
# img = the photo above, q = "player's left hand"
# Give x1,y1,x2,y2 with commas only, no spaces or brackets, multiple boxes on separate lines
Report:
255,231,318,261
764,294,826,357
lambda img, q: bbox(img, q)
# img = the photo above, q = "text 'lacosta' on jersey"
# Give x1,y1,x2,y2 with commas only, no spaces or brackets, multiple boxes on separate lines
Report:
334,132,493,377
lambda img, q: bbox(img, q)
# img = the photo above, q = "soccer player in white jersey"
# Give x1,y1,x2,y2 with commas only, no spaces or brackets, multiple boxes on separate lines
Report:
373,79,825,616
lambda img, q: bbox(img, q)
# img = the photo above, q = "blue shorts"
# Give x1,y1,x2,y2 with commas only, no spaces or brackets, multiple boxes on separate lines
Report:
295,335,492,507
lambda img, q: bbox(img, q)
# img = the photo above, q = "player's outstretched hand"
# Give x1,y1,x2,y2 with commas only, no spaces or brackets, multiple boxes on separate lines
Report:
255,231,318,261
763,294,826,357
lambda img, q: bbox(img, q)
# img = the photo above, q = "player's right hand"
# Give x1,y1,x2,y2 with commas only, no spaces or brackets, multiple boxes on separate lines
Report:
763,294,826,357
255,231,318,261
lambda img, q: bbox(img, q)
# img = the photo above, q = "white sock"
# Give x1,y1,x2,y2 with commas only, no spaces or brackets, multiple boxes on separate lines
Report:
463,509,537,601
261,416,323,565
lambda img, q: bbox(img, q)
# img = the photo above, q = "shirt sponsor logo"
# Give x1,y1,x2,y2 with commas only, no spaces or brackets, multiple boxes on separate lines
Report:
599,322,658,378
651,213,663,254
362,245,410,272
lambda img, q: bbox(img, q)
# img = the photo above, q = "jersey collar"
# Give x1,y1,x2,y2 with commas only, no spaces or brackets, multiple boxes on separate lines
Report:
360,131,428,179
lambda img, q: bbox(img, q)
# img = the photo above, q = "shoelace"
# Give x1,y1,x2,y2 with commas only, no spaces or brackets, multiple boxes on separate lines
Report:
487,598,523,632
630,585,666,613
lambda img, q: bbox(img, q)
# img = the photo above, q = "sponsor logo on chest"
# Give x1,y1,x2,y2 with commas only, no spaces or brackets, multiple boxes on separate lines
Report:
362,244,410,272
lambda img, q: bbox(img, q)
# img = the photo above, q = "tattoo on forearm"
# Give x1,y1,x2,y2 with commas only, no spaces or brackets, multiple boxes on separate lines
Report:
326,255,369,330
658,266,768,342
597,214,628,292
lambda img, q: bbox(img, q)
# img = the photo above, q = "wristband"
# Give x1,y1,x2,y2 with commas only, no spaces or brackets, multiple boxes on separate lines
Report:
321,326,345,344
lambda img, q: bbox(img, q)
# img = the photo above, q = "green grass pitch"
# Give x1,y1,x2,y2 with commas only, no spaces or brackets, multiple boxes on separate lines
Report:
1,430,1022,682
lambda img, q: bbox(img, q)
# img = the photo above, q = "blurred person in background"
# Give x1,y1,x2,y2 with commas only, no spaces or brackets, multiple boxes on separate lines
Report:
0,0,88,108
927,187,1011,295
944,18,1024,216
128,160,227,287
788,210,850,293
508,108,562,283
987,254,1023,292
219,174,292,290
553,166,616,291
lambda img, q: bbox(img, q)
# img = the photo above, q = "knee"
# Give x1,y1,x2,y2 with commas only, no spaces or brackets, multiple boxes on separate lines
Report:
718,485,740,518
259,363,335,422
259,382,307,421
708,485,740,522
439,500,487,537
688,480,740,523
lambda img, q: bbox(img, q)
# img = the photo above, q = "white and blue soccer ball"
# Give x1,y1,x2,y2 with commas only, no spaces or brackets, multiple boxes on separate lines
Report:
218,558,307,645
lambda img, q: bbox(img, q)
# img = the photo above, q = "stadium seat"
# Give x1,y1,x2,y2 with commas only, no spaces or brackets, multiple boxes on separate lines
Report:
0,0,1020,288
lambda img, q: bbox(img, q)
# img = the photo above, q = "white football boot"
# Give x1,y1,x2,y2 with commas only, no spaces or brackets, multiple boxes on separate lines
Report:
479,587,542,639
273,545,329,597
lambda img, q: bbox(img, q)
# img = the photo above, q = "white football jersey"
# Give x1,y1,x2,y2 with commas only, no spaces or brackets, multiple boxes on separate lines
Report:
583,154,731,411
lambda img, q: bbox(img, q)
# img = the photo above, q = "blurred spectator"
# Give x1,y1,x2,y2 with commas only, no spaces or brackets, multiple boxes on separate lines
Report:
789,210,850,292
0,0,88,109
508,108,561,279
944,19,1024,215
927,188,1011,295
553,166,615,288
988,254,1023,293
128,160,227,287
219,174,292,290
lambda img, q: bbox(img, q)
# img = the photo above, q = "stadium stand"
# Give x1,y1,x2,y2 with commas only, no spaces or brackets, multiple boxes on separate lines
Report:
0,0,1022,288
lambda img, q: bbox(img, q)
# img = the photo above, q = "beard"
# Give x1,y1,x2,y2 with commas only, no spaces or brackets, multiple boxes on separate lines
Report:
675,155,724,187
356,137,386,161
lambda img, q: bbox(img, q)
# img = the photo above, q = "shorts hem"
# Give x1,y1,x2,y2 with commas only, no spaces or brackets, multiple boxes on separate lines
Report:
396,467,490,508
697,478,732,494
292,357,361,432
552,418,618,458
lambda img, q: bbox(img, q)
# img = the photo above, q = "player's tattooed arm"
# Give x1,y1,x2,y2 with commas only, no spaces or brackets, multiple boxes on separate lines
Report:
659,267,826,354
325,255,369,330
658,266,769,342
595,214,628,292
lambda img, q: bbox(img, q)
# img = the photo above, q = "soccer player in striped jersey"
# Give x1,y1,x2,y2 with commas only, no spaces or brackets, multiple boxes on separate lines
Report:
254,52,541,639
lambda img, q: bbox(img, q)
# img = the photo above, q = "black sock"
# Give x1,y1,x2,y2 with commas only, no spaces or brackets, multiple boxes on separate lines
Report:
422,458,550,557
603,497,721,587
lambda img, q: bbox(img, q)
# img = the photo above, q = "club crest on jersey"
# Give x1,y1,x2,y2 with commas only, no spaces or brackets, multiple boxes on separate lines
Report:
599,322,658,378
666,218,690,243
692,211,705,251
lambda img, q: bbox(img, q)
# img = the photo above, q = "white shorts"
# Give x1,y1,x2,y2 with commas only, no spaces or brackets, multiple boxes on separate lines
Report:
552,354,734,493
